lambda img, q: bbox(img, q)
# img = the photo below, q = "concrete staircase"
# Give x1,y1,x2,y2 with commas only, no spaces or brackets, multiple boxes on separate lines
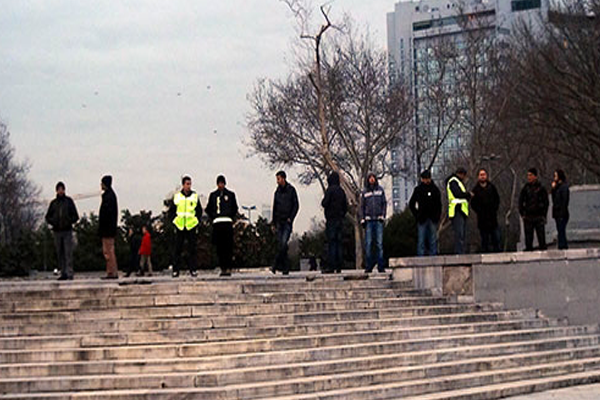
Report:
1,273,600,399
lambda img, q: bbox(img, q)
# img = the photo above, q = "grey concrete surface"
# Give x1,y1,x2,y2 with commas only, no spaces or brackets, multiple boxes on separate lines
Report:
508,383,600,399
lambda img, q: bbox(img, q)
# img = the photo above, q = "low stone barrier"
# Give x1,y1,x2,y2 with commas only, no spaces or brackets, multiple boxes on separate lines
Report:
390,248,600,325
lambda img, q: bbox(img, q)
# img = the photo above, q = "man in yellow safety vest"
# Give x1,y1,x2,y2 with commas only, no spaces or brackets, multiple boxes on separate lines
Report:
446,167,472,254
169,175,203,278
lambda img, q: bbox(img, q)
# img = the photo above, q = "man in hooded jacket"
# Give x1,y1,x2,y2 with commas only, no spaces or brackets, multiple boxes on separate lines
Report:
360,173,386,273
99,175,119,279
321,171,348,273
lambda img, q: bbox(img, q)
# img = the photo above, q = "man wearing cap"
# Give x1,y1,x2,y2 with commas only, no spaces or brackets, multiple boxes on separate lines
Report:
409,170,442,257
271,171,299,275
99,175,119,279
206,175,238,277
170,175,202,277
446,167,471,254
45,181,79,280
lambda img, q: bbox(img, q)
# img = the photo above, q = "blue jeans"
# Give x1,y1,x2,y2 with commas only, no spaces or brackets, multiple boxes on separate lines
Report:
555,217,569,250
451,213,467,255
365,220,384,272
274,221,292,273
417,219,438,257
326,219,344,272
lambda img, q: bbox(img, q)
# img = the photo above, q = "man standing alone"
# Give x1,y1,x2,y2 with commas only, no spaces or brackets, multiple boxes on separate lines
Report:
170,175,202,278
519,168,549,251
99,175,118,279
471,168,501,253
446,167,471,255
45,182,79,280
206,175,238,277
271,171,299,275
551,169,570,250
409,170,441,257
360,173,386,273
321,171,348,273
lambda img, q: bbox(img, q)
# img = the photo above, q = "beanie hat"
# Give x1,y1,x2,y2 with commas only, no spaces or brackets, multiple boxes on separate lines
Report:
101,175,112,187
217,175,226,185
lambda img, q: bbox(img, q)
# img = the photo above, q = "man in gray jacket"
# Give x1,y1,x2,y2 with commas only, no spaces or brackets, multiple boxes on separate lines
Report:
360,173,386,273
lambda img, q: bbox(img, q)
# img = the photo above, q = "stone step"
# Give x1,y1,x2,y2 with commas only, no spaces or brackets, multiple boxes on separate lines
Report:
0,309,535,338
3,345,600,394
3,332,597,379
0,287,429,313
0,296,451,323
2,357,600,399
0,325,595,364
397,370,600,399
0,277,406,300
0,317,559,350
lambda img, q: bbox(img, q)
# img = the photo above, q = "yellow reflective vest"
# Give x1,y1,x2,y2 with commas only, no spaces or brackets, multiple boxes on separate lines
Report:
447,176,469,218
173,191,199,231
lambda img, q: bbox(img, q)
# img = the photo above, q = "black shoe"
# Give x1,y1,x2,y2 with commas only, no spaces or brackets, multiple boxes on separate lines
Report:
172,271,180,278
282,271,289,276
336,269,342,274
270,266,277,274
124,272,132,278
101,275,118,280
220,270,231,277
364,269,373,274
190,270,198,277
321,269,334,274
57,275,69,281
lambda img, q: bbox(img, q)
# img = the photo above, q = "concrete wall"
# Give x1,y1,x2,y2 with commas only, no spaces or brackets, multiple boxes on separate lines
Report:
390,249,600,325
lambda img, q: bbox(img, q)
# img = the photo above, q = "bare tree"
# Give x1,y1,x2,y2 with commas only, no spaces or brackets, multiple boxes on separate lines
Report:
0,120,41,246
247,4,412,268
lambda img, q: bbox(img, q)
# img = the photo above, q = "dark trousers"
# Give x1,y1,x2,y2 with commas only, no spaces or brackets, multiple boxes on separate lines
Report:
54,230,74,278
480,227,501,253
555,217,569,250
212,222,234,272
173,228,198,273
524,218,547,251
451,212,467,255
128,249,139,274
274,221,292,273
417,219,438,257
326,219,344,272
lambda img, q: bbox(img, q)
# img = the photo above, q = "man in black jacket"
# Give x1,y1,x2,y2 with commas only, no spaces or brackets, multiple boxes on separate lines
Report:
99,175,119,279
471,168,501,253
321,171,348,273
519,168,549,251
206,175,238,277
409,170,441,256
551,169,570,250
45,182,79,280
271,171,299,275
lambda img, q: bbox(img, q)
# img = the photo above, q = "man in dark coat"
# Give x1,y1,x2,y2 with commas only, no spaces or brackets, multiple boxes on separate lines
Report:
471,168,501,253
45,181,79,280
99,175,119,279
519,168,549,251
360,173,387,273
321,171,348,273
551,169,570,250
409,170,442,257
271,171,299,275
206,175,238,277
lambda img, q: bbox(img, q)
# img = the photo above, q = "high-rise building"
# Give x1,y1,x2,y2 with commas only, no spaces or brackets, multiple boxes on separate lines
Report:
387,0,548,213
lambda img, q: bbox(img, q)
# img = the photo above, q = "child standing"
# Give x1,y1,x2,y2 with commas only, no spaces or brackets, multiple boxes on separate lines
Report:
138,225,153,277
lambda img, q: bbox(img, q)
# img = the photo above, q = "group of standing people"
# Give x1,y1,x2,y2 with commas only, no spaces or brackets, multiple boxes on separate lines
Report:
408,166,570,257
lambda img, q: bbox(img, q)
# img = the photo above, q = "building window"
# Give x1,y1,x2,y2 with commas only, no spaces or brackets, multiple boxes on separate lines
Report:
511,0,541,12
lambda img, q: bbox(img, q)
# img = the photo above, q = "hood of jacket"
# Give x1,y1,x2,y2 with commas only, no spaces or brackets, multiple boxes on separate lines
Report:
328,171,340,187
365,172,379,189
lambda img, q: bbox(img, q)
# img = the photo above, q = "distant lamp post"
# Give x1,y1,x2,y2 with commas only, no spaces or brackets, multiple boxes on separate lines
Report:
242,205,257,222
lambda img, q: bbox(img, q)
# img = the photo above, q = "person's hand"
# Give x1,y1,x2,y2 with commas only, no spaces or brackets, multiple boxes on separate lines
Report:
360,219,365,227
551,181,557,189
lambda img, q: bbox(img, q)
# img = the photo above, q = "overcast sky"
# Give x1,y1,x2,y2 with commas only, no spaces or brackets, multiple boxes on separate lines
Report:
0,0,399,233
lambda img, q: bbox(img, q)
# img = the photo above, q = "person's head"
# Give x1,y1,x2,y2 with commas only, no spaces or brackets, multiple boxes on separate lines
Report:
55,181,66,196
478,168,489,184
181,175,192,191
420,170,432,185
276,170,287,186
128,227,134,236
216,175,226,190
101,175,112,191
456,167,467,181
327,171,340,186
527,168,538,184
142,225,148,234
554,169,566,183
367,173,377,186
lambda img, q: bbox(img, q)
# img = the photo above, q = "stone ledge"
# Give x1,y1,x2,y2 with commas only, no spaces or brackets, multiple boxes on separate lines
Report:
390,248,600,269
